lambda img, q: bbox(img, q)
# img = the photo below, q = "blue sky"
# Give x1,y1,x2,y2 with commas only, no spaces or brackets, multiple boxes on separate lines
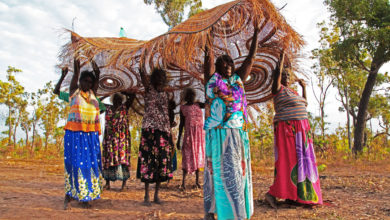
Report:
0,0,388,134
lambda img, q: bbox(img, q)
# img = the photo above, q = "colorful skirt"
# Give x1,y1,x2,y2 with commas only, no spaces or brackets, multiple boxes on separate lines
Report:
64,130,103,202
203,128,253,220
102,165,130,181
182,125,205,174
136,128,174,183
268,119,323,205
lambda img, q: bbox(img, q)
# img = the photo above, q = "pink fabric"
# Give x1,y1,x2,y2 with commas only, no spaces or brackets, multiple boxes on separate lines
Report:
268,119,322,205
180,104,205,173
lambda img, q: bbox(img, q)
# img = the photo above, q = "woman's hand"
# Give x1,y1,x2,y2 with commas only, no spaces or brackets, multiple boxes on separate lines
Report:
61,67,68,78
297,79,306,88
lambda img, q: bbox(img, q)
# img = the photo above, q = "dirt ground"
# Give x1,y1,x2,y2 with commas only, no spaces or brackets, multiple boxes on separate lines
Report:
0,158,389,220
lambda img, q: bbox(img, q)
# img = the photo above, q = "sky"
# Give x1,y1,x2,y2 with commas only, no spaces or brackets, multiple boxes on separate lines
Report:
0,0,388,134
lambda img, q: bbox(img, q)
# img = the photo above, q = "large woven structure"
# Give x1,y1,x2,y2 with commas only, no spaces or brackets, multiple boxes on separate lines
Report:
59,0,304,118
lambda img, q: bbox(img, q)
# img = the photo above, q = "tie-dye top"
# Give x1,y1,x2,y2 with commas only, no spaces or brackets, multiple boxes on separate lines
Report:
64,89,101,134
204,73,248,130
273,85,308,122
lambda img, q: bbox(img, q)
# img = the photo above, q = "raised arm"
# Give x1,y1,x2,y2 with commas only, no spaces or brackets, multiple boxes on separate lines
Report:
204,35,215,83
236,21,260,81
138,67,150,91
177,110,185,150
272,53,285,95
91,60,100,95
54,67,68,95
69,59,80,96
297,79,307,100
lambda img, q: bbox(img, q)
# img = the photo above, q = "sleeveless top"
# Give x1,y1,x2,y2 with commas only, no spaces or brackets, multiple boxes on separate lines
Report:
273,85,308,122
204,73,248,130
64,89,101,134
141,87,170,133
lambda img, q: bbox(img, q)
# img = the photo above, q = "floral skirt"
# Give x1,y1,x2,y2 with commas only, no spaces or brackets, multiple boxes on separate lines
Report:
268,119,323,205
103,165,130,181
203,128,253,220
64,130,103,202
136,128,174,183
182,125,205,174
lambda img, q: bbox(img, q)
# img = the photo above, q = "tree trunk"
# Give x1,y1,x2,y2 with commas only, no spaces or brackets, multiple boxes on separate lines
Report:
345,88,352,150
25,131,29,150
353,67,381,153
31,124,36,153
13,117,20,150
8,107,12,146
44,133,49,151
320,105,325,151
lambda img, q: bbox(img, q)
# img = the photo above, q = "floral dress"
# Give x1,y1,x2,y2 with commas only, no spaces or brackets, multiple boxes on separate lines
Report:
180,104,205,174
136,87,174,183
102,104,131,181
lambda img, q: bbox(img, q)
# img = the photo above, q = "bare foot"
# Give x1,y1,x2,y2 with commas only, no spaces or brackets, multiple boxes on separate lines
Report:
120,186,128,192
179,184,186,191
204,213,215,220
81,202,91,209
265,193,277,209
63,195,71,210
142,196,151,206
103,184,110,190
153,196,163,205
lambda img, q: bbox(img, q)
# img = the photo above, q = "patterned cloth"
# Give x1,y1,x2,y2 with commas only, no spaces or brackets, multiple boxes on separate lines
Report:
180,104,205,174
58,91,106,112
204,129,253,220
273,85,308,122
102,104,131,181
203,73,253,220
141,87,170,133
136,128,174,183
64,130,103,202
204,73,248,130
64,89,101,134
268,119,323,205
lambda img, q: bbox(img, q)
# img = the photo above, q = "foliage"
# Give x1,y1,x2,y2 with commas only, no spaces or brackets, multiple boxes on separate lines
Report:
323,0,390,153
144,0,203,28
0,67,24,147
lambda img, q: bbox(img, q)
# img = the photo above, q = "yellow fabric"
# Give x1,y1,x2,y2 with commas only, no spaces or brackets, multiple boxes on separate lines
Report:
64,89,101,134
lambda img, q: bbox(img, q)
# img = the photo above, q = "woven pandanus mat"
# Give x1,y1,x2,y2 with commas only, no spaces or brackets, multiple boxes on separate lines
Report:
59,0,304,117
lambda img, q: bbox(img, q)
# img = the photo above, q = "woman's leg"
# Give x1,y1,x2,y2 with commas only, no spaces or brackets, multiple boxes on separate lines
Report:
121,180,127,191
181,170,187,190
154,181,162,204
142,182,151,206
104,179,110,190
195,169,201,188
63,194,72,210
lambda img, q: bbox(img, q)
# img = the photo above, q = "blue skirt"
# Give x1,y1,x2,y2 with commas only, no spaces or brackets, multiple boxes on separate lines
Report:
203,128,253,220
64,130,103,202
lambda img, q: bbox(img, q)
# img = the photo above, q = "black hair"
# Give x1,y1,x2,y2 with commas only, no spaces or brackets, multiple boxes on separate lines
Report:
150,68,167,89
79,70,96,83
184,88,196,103
215,55,235,75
